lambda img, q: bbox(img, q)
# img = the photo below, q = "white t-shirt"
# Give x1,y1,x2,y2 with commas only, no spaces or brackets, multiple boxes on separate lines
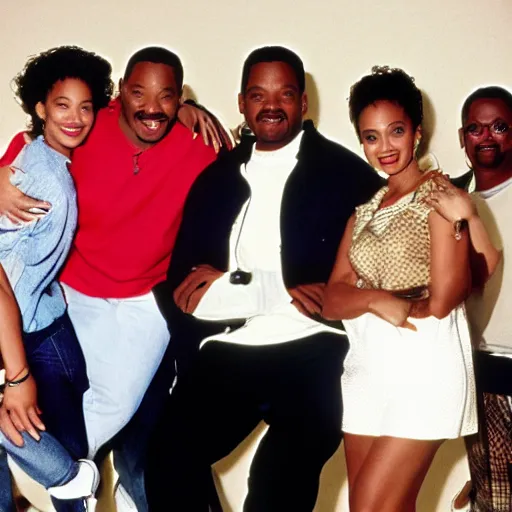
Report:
193,132,343,346
466,176,512,353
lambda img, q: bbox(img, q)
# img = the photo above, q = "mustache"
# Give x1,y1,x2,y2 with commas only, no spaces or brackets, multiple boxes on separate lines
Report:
135,111,169,122
256,109,287,122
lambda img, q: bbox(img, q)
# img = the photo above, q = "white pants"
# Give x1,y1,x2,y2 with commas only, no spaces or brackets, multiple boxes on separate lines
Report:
61,283,170,458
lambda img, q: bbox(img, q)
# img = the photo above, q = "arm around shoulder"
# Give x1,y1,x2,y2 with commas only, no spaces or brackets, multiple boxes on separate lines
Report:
0,153,52,223
425,175,500,288
427,211,471,319
466,212,502,289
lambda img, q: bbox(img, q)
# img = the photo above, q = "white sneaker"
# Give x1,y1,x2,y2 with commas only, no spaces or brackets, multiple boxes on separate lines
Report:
85,495,98,512
114,479,138,512
48,459,100,501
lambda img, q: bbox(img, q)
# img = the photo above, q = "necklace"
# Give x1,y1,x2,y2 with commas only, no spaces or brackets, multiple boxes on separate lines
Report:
132,151,143,175
381,170,437,209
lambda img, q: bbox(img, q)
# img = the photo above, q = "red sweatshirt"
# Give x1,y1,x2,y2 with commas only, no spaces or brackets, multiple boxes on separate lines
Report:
0,132,26,166
2,101,217,298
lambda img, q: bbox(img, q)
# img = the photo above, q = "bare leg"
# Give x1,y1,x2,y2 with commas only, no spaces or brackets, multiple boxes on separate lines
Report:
344,433,375,495
346,434,442,512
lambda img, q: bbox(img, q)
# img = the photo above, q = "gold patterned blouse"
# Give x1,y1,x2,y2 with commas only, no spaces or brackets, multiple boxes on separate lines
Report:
349,176,435,291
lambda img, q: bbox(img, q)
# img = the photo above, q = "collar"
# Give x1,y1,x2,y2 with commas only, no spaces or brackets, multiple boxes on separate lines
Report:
475,174,512,199
250,130,304,162
465,168,512,198
235,119,319,165
36,135,71,164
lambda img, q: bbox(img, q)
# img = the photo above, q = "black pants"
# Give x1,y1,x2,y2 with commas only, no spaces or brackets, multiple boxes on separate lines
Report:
145,332,348,512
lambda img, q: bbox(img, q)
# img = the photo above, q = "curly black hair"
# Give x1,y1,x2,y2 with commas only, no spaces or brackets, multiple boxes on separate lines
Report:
13,46,114,137
349,66,423,141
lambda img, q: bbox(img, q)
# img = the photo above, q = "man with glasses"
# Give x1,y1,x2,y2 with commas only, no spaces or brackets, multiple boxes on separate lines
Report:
453,87,512,190
454,86,512,511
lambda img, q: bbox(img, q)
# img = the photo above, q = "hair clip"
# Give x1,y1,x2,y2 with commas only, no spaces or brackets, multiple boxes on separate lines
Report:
370,65,416,83
371,65,394,75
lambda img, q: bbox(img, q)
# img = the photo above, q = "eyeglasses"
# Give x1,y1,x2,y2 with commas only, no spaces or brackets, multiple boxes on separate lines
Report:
463,119,511,137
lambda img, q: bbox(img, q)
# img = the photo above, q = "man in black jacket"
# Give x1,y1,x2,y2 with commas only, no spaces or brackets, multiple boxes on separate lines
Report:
146,46,382,511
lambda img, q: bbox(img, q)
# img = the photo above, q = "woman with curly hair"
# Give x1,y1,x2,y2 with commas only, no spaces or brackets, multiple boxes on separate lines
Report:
0,45,113,512
323,67,485,511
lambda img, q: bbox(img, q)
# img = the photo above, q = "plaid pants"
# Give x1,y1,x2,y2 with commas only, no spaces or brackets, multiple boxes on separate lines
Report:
467,351,512,512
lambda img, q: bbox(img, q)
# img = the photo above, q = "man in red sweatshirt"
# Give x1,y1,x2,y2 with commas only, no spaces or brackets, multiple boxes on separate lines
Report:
0,46,220,511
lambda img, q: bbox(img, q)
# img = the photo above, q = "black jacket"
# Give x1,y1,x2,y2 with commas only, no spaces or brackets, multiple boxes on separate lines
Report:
154,121,383,371
451,169,473,190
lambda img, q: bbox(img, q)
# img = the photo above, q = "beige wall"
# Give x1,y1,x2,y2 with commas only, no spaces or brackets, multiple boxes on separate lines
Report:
3,0,510,510
1,0,512,176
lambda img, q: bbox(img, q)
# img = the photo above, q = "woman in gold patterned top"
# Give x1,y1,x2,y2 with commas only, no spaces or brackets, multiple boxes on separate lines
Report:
323,67,478,511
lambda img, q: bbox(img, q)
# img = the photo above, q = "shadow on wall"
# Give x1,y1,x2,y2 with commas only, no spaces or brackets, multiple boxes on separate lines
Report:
214,423,468,511
305,72,321,127
418,90,436,159
11,424,468,512
418,438,468,512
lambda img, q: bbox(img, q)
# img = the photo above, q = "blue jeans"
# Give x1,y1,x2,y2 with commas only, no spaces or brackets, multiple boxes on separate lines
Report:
0,432,81,512
0,312,89,512
0,447,12,512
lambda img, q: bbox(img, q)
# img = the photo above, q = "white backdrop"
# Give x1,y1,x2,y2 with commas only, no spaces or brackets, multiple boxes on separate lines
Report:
1,0,512,177
3,0,511,510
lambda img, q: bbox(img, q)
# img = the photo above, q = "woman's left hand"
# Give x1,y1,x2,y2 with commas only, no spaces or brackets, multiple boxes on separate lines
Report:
177,103,233,153
0,374,45,446
424,175,476,223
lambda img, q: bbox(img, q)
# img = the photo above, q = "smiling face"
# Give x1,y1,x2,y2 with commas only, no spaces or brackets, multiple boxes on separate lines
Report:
358,100,420,176
36,78,94,158
119,61,181,148
463,98,512,170
238,61,307,151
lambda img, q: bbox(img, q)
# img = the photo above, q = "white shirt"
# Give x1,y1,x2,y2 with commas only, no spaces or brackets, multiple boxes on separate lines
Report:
466,173,512,197
466,176,512,354
193,131,343,346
